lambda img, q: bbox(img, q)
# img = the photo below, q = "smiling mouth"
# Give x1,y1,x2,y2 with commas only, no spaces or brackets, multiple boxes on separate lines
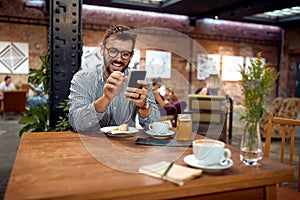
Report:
111,61,123,67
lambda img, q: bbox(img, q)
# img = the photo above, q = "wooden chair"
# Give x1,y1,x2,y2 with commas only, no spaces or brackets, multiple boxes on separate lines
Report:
21,83,32,93
0,90,27,119
264,112,300,198
187,95,233,143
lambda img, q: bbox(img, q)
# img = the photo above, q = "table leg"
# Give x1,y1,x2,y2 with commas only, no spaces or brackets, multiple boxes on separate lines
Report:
265,185,276,200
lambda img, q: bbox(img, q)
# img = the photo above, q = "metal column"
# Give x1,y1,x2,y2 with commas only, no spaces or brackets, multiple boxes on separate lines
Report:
49,0,82,128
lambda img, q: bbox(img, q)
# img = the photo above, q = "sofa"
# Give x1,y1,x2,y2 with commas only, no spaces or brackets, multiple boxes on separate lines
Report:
259,97,300,138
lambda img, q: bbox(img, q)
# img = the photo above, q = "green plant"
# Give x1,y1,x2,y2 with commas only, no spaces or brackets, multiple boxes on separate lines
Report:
19,54,72,136
239,52,280,158
28,54,50,94
239,52,280,123
55,99,72,131
19,104,50,136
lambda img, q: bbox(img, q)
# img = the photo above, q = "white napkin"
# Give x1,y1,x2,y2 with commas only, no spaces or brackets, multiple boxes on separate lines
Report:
139,161,202,186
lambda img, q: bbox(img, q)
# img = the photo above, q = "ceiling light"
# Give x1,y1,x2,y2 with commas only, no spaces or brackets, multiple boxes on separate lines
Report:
253,6,300,20
112,0,181,8
83,5,188,20
23,0,44,7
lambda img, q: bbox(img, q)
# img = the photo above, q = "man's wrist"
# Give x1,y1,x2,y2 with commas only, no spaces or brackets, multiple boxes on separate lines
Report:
138,102,151,118
138,102,149,110
94,95,111,113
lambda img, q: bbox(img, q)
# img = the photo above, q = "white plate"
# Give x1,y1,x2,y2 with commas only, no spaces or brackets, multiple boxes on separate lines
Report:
100,126,139,137
146,130,175,139
183,154,233,172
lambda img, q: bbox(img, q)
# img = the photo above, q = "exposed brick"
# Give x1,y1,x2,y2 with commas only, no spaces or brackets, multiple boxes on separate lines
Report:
0,0,298,102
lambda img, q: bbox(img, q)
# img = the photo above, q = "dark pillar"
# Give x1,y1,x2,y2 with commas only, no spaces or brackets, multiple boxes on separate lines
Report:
49,0,82,128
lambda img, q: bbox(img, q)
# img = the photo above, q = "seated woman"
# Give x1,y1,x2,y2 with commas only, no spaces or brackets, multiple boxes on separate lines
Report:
198,74,226,96
152,78,187,126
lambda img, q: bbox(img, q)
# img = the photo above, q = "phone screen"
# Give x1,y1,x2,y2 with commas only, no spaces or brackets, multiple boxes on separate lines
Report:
127,70,147,89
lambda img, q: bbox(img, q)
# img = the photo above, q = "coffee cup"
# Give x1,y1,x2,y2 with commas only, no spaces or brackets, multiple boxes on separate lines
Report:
192,139,231,166
148,122,169,134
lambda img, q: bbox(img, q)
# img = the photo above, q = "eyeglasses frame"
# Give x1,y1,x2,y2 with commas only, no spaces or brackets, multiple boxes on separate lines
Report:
103,45,133,60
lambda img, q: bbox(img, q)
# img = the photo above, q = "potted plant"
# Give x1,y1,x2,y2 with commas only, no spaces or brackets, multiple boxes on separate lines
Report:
19,54,72,136
239,52,280,165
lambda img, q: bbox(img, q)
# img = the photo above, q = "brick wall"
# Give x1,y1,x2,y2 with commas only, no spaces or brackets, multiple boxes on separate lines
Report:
0,0,298,104
280,27,300,97
0,22,48,87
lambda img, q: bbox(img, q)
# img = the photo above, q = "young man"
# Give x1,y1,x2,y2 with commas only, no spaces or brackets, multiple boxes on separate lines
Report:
69,25,160,132
0,75,15,98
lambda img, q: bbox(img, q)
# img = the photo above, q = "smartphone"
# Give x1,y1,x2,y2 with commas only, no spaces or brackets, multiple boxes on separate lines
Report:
127,70,147,89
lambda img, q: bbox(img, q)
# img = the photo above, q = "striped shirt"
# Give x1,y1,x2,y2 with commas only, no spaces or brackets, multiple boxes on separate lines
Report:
69,65,160,132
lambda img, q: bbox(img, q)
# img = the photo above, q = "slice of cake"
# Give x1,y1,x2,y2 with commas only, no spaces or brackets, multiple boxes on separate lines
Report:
119,124,129,131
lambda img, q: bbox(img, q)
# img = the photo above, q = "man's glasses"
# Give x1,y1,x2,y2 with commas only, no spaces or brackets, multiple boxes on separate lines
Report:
104,45,132,60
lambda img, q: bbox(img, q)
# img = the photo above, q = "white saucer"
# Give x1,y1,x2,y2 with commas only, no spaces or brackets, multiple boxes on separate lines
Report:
183,154,233,172
100,126,139,137
146,130,175,139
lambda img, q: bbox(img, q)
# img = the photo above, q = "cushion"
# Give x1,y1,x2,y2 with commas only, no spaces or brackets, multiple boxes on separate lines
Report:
260,97,300,138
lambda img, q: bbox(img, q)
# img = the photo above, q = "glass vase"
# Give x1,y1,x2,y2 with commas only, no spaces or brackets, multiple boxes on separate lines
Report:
240,121,263,165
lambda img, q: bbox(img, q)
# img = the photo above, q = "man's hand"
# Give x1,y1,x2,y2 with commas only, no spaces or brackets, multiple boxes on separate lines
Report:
94,71,128,113
104,71,128,100
125,80,151,118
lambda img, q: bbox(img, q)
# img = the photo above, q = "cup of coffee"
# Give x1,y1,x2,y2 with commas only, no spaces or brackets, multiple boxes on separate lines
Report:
149,122,169,134
193,139,231,166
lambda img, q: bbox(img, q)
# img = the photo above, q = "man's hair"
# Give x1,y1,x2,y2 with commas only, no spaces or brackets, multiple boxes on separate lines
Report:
4,75,11,81
102,24,137,49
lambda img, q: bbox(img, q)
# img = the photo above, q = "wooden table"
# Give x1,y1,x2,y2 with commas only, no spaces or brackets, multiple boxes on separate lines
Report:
5,131,294,200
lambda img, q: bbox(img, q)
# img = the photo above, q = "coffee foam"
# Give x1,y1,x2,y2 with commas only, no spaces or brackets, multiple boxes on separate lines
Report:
194,140,223,146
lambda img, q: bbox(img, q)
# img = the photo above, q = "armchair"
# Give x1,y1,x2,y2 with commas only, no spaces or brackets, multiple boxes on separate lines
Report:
187,95,233,143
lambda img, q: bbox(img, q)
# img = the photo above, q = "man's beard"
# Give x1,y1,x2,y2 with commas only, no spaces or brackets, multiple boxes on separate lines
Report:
104,58,129,75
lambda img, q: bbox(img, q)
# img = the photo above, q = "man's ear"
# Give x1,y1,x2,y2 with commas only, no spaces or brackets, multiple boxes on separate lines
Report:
130,51,134,59
99,43,104,54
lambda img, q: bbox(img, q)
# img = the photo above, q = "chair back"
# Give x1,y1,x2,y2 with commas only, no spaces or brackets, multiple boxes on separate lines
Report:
187,95,233,143
2,90,27,113
264,112,300,191
21,83,32,93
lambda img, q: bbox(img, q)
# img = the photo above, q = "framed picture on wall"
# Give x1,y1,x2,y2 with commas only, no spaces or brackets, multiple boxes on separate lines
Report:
197,54,220,80
145,50,171,78
129,49,141,70
221,55,244,81
0,42,29,74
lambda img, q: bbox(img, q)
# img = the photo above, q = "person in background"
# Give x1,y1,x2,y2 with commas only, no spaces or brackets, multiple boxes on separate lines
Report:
152,77,187,126
26,82,48,109
0,75,15,99
194,87,203,94
69,24,160,132
198,74,226,96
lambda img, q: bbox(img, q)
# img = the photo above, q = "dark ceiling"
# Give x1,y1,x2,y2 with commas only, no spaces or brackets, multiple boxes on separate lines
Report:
83,0,300,27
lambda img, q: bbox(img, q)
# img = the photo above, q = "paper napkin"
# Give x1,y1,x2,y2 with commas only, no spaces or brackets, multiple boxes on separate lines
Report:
139,161,202,186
